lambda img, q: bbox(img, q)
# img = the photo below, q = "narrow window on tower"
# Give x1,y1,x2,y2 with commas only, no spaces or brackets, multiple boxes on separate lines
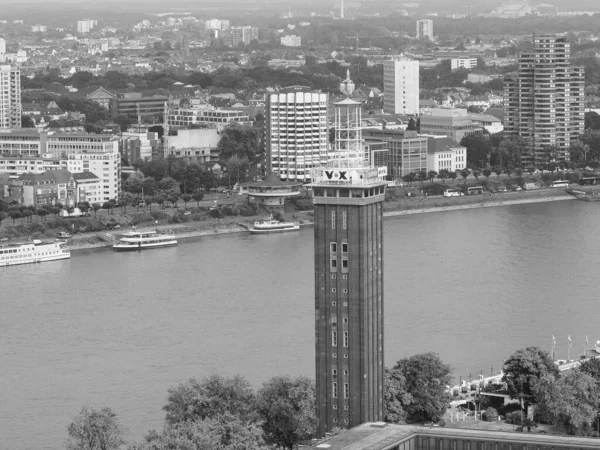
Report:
342,210,347,229
330,242,337,253
331,211,336,229
344,383,349,398
343,331,348,347
332,331,337,347
333,382,338,398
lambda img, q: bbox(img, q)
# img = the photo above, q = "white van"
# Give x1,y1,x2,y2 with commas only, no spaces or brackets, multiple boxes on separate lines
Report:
443,189,462,197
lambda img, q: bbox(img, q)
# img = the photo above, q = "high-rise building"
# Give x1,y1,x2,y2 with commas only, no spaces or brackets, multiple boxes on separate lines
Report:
77,19,97,34
383,56,419,115
504,33,585,164
0,65,21,129
0,39,6,54
266,87,329,182
229,26,259,47
311,72,385,437
416,19,433,40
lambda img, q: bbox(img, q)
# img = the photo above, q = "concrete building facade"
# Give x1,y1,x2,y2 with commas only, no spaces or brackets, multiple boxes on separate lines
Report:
266,87,329,182
383,57,420,115
451,57,478,71
419,109,483,143
416,19,433,40
0,65,21,129
503,33,585,164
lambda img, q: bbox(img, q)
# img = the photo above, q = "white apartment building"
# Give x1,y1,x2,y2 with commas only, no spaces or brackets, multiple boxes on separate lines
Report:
0,65,21,129
0,155,67,175
266,89,329,182
121,131,155,161
77,19,97,34
31,25,47,32
167,105,250,130
0,39,6,54
281,35,302,47
205,19,229,31
416,19,433,40
67,140,121,202
383,56,420,115
427,136,467,173
451,57,478,71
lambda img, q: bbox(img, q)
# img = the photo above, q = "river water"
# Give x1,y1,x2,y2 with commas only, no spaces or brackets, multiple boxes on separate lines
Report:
1,200,599,449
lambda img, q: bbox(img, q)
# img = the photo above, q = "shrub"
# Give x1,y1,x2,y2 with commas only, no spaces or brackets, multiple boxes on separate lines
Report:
422,184,450,196
505,410,524,425
482,407,499,422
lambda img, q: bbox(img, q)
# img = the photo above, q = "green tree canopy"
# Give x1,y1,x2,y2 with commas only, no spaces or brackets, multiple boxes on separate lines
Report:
163,374,256,425
384,367,412,423
217,124,261,162
390,352,452,423
533,371,599,434
65,406,126,450
460,133,491,168
256,375,316,450
584,111,600,130
502,347,558,406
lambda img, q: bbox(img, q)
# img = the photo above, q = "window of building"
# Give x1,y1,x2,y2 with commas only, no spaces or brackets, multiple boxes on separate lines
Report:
330,259,337,271
344,383,349,398
333,353,337,358
332,331,337,346
332,288,336,293
343,275,347,280
333,369,337,376
343,318,348,323
344,354,348,358
342,243,348,253
332,274,336,279
342,211,347,229
333,405,338,410
330,242,337,253
332,211,336,229
332,301,336,306
333,382,338,398
343,288,347,293
343,331,348,347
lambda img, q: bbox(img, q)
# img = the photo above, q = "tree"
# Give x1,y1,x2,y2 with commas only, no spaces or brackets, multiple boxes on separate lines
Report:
9,211,21,224
65,406,126,450
391,353,452,423
168,194,179,208
578,358,600,382
483,169,492,178
102,201,115,215
461,169,469,184
570,140,591,163
407,117,417,131
193,191,204,206
216,124,261,162
124,171,145,194
21,115,35,128
427,170,437,184
461,134,490,168
181,194,192,208
157,177,179,196
145,197,153,210
533,371,599,434
0,211,6,227
181,163,204,193
585,111,600,130
256,375,316,450
163,373,256,425
502,347,558,407
384,367,412,423
136,414,268,450
92,203,101,217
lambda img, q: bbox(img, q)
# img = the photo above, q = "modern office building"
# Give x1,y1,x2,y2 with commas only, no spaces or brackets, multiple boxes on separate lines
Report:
363,129,429,178
383,56,419,115
310,73,385,437
416,19,434,40
451,57,478,71
266,86,329,182
280,35,302,47
419,109,483,143
111,93,168,120
307,422,600,450
503,33,585,164
77,19,97,33
0,65,22,129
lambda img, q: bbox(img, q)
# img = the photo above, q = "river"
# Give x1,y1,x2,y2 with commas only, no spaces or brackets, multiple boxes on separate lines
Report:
1,200,598,449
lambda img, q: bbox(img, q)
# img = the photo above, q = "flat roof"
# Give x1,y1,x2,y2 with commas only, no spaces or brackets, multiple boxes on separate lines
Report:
308,423,600,450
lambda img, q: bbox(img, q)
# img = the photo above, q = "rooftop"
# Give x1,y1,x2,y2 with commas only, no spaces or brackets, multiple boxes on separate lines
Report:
308,423,600,450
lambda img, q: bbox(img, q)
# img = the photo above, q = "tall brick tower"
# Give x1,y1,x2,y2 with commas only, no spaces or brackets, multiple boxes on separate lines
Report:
311,71,386,437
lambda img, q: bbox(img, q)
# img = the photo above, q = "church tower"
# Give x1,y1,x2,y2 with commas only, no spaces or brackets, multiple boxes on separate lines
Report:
311,71,385,437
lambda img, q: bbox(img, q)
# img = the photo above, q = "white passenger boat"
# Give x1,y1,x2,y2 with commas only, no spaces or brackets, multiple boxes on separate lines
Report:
113,230,177,251
250,216,300,234
0,239,70,267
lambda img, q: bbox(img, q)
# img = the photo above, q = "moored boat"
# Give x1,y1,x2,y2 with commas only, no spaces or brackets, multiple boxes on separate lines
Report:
113,230,177,251
250,216,300,234
0,239,70,267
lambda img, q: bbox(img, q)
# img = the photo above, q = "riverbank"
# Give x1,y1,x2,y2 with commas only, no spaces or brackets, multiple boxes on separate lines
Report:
67,188,578,252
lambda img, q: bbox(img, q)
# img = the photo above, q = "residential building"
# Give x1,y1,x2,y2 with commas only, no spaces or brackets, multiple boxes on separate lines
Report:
77,19,97,33
164,128,221,163
31,25,47,32
451,57,478,71
66,139,121,202
15,169,75,207
0,65,22,129
363,129,429,178
0,39,5,54
503,33,585,164
416,19,433,40
306,422,600,450
280,35,302,47
0,155,67,175
0,129,41,155
419,109,483,143
121,131,158,162
46,133,119,159
167,104,250,130
310,72,386,436
204,19,229,31
266,87,329,182
72,171,101,204
229,26,259,47
383,56,419,115
467,72,503,84
427,136,467,173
